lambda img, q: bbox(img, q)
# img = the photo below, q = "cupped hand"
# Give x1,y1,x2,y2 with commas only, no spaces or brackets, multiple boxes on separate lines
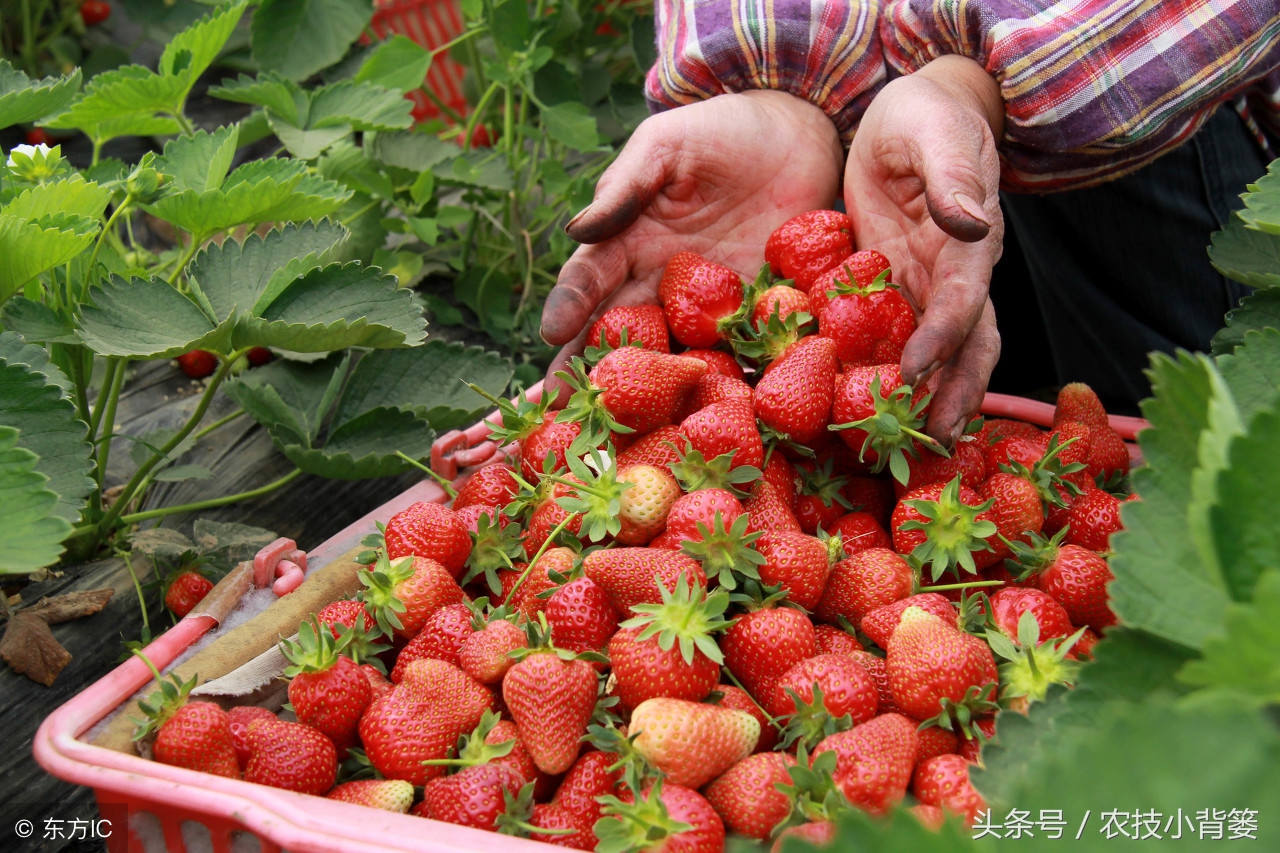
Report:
540,90,843,401
843,55,1005,445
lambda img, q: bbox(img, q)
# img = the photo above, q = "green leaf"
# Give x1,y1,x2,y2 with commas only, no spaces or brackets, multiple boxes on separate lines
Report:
208,73,305,125
271,123,351,161
1217,327,1280,434
489,0,532,54
1,175,113,222
0,61,81,130
0,358,94,522
1209,401,1280,601
0,330,73,392
158,0,249,87
153,464,213,483
251,0,374,82
0,213,98,306
1208,212,1280,288
223,352,350,447
1238,161,1280,235
445,152,514,191
354,35,433,94
154,125,239,192
229,262,427,352
1179,569,1280,708
1213,288,1280,355
281,406,435,480
629,15,657,76
541,101,599,151
1185,362,1243,590
187,220,349,322
798,808,983,853
250,173,353,224
368,131,458,172
41,65,185,142
308,80,414,132
333,342,512,429
0,427,73,575
1108,352,1232,650
75,276,229,358
0,298,77,346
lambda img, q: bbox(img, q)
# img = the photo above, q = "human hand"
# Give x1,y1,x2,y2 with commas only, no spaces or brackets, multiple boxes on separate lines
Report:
843,55,1004,445
540,90,843,401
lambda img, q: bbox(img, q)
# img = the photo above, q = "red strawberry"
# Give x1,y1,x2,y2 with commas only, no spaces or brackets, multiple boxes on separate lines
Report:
1065,487,1123,552
830,364,936,483
546,575,619,656
152,701,239,778
764,210,854,293
658,251,745,348
984,435,1048,474
683,372,754,417
314,598,371,637
791,459,851,534
841,475,895,526
705,752,797,839
551,750,622,845
615,424,687,468
680,348,746,381
772,653,879,726
396,659,498,717
327,779,415,812
988,587,1075,642
899,437,987,496
745,480,803,536
423,762,524,830
752,283,811,328
458,618,527,685
583,548,706,615
860,593,955,649
815,547,914,626
1053,382,1109,429
359,691,478,785
812,712,919,815
530,802,596,849
761,452,798,504
814,623,864,656
503,651,598,774
383,501,472,578
629,697,760,789
681,399,764,471
521,416,582,481
977,471,1045,562
281,621,373,752
390,602,474,680
1085,424,1130,482
754,335,837,446
826,511,892,555
807,249,893,316
227,705,276,770
453,462,520,511
523,483,584,559
915,726,960,765
164,570,213,617
890,478,999,581
597,781,725,853
754,530,838,611
567,348,708,444
720,592,818,709
244,718,336,795
176,349,217,379
772,821,836,851
848,650,904,714
588,304,671,354
508,547,575,619
818,270,917,368
716,683,779,753
1009,531,1116,629
913,753,988,826
958,715,998,763
886,607,998,726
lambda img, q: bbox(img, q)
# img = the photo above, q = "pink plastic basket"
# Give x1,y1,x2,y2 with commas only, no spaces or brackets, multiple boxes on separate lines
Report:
370,0,469,119
33,386,1147,851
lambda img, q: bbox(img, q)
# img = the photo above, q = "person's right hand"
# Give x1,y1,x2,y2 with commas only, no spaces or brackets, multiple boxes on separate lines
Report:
540,90,843,401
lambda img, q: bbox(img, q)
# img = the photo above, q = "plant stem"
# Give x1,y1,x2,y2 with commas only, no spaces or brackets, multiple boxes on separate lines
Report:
118,548,151,642
505,511,578,605
193,408,245,442
88,357,122,441
393,451,457,499
87,199,132,273
464,82,502,152
95,358,128,491
119,468,303,525
167,237,201,287
417,86,465,126
341,198,381,228
171,111,196,137
918,579,1004,593
432,25,485,58
99,348,250,534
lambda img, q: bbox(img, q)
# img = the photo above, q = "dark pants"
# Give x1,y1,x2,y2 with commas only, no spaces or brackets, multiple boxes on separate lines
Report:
989,104,1268,415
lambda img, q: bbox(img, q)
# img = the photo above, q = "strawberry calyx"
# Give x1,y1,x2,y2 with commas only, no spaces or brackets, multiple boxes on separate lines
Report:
587,723,659,793
727,579,799,613
774,746,850,830
358,549,415,638
421,709,516,770
553,446,632,543
583,327,643,367
1000,434,1086,508
619,572,734,665
716,264,774,337
829,373,946,485
509,612,609,666
555,359,636,456
496,781,576,837
132,657,198,741
1003,527,1069,582
281,617,347,676
778,683,854,753
918,683,1001,740
821,266,894,301
795,459,852,512
669,446,760,496
468,384,554,448
987,611,1086,704
459,510,523,595
595,779,695,853
679,512,766,591
899,476,998,581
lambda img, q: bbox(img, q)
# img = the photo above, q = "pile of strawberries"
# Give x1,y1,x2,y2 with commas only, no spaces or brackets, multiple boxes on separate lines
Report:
136,209,1134,852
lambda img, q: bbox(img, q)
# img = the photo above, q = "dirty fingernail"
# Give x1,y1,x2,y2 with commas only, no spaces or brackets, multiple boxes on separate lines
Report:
908,360,942,387
952,192,991,228
565,204,593,234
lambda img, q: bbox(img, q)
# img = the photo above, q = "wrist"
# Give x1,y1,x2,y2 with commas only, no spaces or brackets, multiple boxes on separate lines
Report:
914,55,1004,139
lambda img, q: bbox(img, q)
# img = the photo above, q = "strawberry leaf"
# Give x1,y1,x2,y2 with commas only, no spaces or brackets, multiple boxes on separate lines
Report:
1178,569,1280,708
1236,159,1280,235
1212,288,1280,356
0,427,74,574
1208,211,1280,289
75,276,231,358
353,35,433,94
251,0,373,83
0,213,98,306
1209,398,1280,602
1216,327,1280,427
0,61,81,129
811,807,982,852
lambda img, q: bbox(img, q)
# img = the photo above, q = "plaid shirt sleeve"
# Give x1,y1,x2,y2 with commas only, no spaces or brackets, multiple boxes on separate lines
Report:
881,0,1280,190
644,0,888,146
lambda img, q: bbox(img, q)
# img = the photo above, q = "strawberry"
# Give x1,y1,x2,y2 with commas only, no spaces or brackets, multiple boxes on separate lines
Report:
1085,423,1130,483
915,726,960,765
327,779,415,812
390,602,475,680
1053,382,1109,429
772,821,836,850
705,752,797,839
680,348,746,381
807,249,893,316
503,649,599,774
615,424,688,468
658,251,745,348
979,418,1047,445
246,346,272,366
744,481,803,535
1065,487,1123,552
383,501,471,578
859,593,955,650
583,547,706,615
984,435,1048,474
587,304,671,354
791,459,852,534
988,587,1075,642
151,700,239,778
680,398,764,471
458,617,527,685
281,620,372,752
885,607,999,730
683,372,754,418
359,690,479,785
244,718,336,795
610,574,731,709
629,697,759,788
814,623,864,656
830,364,939,484
987,606,1084,705
841,474,895,526
596,781,725,853
507,547,576,619
754,531,839,611
613,463,681,545
1046,421,1094,489
913,753,988,826
720,588,818,709
423,762,525,830
815,547,914,626
848,650,904,714
530,803,596,849
559,348,707,449
314,598,372,637
812,711,919,815
227,705,275,770
715,683,780,753
176,349,217,378
523,483,584,559
891,478,999,581
164,570,213,617
773,653,879,737
1008,529,1116,629
826,511,892,555
817,269,917,368
764,210,854,293
977,471,1045,562
396,659,498,717
761,452,798,504
754,335,837,446
546,575,619,657
898,436,987,496
550,750,622,848
453,462,520,511
752,283,811,328
522,417,583,481
911,804,948,831
958,715,997,763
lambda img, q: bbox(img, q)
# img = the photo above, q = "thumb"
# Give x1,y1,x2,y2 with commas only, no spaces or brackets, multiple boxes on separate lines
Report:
565,118,675,245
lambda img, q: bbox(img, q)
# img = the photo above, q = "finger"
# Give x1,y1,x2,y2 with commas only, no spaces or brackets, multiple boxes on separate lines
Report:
565,120,674,245
900,229,1000,386
923,299,1001,445
910,102,1001,243
541,240,631,346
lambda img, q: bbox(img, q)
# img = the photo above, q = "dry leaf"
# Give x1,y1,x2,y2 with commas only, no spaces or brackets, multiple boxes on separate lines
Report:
1,612,72,686
25,588,115,625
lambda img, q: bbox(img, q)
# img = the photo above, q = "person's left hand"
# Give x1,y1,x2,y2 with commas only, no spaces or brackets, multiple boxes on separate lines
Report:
843,55,1005,445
